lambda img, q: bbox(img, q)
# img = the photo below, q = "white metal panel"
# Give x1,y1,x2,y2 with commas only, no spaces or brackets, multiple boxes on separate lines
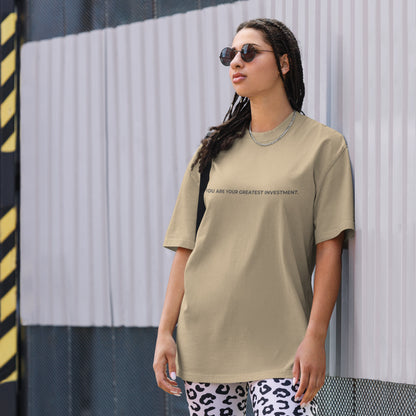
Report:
20,0,416,384
20,31,111,326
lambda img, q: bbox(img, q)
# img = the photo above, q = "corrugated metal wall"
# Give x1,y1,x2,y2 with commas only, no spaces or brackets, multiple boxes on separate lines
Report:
20,0,416,385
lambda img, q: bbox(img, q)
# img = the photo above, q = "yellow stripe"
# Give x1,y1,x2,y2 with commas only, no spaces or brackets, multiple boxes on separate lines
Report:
0,207,16,243
0,247,16,282
1,13,17,46
1,89,16,128
1,285,16,322
0,130,16,152
1,370,17,383
0,326,17,367
1,49,16,86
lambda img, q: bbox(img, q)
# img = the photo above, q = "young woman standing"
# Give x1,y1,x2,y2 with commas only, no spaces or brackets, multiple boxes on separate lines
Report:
154,18,354,416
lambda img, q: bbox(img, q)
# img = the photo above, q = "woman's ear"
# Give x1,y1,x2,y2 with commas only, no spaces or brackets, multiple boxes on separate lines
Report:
280,54,290,75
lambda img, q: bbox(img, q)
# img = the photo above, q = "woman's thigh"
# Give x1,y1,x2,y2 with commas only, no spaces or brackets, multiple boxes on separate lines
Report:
184,381,249,416
249,378,318,416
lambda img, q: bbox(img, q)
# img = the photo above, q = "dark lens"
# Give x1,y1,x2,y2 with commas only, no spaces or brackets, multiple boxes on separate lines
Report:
219,47,236,66
240,44,256,62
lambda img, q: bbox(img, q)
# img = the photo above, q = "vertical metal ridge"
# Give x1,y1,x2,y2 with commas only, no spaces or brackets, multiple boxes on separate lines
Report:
104,28,114,326
405,0,416,383
400,0,409,382
386,0,394,380
151,18,163,325
362,0,372,376
373,0,382,381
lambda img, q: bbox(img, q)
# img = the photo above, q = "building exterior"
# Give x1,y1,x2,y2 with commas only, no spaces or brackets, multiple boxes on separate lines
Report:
1,0,415,414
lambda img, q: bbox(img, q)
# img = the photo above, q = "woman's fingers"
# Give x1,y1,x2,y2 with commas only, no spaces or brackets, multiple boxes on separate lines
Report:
167,354,177,384
293,334,326,406
295,365,309,402
294,358,325,406
154,359,182,395
292,357,300,387
298,370,325,407
153,334,182,396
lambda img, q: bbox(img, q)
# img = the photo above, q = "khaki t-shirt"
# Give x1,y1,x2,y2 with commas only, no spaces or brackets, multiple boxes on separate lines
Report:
164,112,355,383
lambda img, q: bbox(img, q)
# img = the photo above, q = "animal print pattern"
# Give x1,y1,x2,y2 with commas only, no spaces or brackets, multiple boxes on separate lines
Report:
184,378,318,416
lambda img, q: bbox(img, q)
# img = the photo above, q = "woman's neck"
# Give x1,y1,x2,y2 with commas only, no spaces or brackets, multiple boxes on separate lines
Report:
249,94,293,133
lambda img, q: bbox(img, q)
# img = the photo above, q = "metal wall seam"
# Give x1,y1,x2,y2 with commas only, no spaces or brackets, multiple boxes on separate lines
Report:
405,0,416,384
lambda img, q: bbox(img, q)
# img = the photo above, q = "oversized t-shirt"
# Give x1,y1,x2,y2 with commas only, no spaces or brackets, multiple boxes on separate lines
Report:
164,112,355,383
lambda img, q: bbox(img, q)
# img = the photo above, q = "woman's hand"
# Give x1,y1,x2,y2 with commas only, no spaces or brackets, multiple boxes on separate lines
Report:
292,232,345,407
153,247,191,397
292,333,326,407
153,333,182,396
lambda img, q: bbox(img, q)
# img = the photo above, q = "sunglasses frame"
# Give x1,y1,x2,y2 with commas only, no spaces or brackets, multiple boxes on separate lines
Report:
219,43,274,66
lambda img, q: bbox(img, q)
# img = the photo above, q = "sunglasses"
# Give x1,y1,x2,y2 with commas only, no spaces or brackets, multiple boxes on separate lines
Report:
219,43,274,66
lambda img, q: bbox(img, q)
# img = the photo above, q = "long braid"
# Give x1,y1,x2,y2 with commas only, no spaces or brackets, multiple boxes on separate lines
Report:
192,19,305,172
191,95,251,172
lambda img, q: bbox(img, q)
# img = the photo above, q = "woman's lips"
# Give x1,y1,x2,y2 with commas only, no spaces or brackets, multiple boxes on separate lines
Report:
232,73,246,83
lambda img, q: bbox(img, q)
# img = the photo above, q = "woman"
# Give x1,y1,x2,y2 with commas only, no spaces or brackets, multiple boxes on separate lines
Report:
153,18,354,416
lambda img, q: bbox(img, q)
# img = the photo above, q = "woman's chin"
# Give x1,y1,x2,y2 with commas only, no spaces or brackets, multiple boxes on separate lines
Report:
232,87,250,98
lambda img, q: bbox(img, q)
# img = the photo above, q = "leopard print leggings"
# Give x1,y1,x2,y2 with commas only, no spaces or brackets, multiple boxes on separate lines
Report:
185,378,318,416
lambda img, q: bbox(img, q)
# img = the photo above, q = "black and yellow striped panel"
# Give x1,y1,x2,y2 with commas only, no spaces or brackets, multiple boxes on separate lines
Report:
1,11,17,153
0,5,18,386
0,207,17,383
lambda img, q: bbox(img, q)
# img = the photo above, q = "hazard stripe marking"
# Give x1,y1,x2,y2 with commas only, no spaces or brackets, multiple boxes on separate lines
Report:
0,273,15,296
0,130,16,152
0,10,18,388
1,49,15,86
0,13,17,46
1,285,16,322
0,247,16,282
0,207,16,243
0,88,16,128
0,327,17,367
0,355,17,381
0,312,15,338
0,369,17,383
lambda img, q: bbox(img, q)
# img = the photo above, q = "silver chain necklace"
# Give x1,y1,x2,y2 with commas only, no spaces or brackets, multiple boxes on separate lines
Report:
248,111,297,147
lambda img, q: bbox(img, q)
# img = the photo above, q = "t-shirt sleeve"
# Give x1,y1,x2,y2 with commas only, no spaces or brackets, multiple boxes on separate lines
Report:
313,140,355,245
163,156,200,251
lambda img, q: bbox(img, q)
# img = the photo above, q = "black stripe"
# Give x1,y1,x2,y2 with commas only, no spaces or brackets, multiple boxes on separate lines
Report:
0,233,16,261
0,34,15,61
0,77,15,102
0,312,16,338
0,153,17,207
0,118,16,150
0,355,16,381
0,273,16,298
0,206,15,218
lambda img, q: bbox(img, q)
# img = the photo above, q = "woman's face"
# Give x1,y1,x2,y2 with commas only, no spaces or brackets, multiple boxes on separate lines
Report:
229,28,287,100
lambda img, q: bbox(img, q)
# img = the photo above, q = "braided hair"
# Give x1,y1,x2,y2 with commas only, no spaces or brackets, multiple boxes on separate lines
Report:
192,18,305,172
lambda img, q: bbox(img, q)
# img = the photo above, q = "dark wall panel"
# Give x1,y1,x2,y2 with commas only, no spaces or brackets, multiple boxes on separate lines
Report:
23,326,190,416
21,0,245,42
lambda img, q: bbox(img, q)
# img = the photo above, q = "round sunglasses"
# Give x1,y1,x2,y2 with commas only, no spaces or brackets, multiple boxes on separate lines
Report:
219,43,274,66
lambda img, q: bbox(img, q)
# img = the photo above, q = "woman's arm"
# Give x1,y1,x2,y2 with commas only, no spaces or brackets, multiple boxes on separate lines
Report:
292,232,344,407
153,247,192,396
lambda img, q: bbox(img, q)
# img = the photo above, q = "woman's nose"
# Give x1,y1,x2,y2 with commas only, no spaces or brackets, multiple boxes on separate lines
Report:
230,51,243,68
